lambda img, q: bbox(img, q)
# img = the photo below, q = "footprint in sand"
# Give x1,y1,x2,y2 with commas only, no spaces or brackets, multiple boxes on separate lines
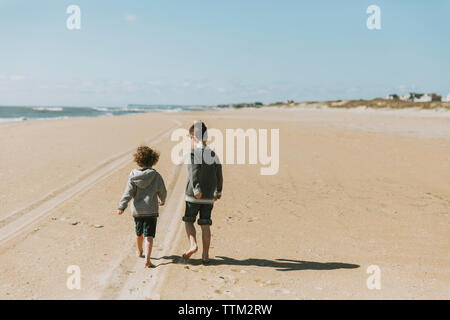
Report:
224,290,234,297
274,288,291,295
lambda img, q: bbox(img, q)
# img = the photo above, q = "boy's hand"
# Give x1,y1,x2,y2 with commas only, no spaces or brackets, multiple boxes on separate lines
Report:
195,193,202,199
158,201,164,206
214,197,219,202
117,209,124,215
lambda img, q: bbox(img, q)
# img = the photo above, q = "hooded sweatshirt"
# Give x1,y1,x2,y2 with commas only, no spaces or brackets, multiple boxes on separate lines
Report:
118,168,167,217
185,146,223,204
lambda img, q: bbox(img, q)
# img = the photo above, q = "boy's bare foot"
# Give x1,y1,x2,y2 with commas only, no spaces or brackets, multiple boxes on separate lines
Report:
137,251,145,258
182,246,198,259
202,254,210,265
145,261,156,268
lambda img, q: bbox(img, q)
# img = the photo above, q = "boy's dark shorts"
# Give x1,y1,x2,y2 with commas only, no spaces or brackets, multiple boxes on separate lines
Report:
134,216,157,237
182,201,213,226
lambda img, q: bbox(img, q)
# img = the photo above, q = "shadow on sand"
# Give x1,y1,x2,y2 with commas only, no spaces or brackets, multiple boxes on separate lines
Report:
154,255,360,272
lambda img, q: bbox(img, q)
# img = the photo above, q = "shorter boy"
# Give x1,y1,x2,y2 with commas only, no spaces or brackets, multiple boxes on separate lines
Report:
117,146,167,268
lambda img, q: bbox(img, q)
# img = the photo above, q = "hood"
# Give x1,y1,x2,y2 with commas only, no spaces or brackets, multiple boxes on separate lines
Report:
130,168,157,189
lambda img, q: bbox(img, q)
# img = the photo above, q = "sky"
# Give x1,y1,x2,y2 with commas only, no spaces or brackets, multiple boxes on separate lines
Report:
0,0,449,106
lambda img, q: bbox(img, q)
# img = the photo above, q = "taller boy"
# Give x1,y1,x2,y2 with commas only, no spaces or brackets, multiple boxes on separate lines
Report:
182,121,223,264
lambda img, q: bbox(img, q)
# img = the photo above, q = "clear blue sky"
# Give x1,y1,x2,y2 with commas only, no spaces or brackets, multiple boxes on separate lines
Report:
0,0,449,106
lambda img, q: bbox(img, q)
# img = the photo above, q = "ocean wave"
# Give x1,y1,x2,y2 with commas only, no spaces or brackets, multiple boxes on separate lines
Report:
139,107,184,113
119,108,146,112
92,107,110,112
0,117,26,123
158,108,183,113
32,107,63,112
0,105,211,123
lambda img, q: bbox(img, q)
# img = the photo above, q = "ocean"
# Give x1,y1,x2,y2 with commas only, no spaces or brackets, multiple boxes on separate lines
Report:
0,105,216,123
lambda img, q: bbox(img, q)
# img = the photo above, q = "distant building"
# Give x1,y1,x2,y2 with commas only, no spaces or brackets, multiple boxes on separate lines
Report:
401,92,423,101
414,95,432,102
427,93,442,102
399,92,442,102
414,93,442,102
445,94,450,102
387,94,399,100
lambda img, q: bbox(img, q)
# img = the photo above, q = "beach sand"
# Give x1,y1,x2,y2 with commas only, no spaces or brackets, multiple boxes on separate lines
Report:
0,107,449,299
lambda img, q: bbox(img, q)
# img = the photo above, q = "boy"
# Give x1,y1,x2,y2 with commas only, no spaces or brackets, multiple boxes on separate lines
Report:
182,121,223,265
117,146,167,268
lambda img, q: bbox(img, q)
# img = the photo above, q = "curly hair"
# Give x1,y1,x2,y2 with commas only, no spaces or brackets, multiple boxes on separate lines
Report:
133,146,160,168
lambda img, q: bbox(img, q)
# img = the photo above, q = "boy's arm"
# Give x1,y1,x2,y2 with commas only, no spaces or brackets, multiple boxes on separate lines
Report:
191,149,203,198
214,156,223,200
157,174,167,205
118,178,136,211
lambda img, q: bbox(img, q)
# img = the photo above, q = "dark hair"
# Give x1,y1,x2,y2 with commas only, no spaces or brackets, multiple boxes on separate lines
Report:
133,146,160,168
189,121,208,140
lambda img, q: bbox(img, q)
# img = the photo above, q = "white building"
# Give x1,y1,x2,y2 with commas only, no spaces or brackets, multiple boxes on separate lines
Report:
401,92,441,102
421,93,441,102
414,95,432,102
445,94,450,102
401,92,423,101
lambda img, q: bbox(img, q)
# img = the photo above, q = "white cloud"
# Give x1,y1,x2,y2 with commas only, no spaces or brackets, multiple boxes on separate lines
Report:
124,14,137,22
147,81,161,86
55,84,70,89
9,75,26,81
347,87,360,94
80,81,93,88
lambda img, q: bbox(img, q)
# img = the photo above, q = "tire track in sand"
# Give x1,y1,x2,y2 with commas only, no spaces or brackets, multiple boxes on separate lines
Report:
96,161,186,300
0,120,182,245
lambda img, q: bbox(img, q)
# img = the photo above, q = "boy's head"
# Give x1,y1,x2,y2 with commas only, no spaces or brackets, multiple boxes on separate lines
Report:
133,146,160,168
189,121,208,142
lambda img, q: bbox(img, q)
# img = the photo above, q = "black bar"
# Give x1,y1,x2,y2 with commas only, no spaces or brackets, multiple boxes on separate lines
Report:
0,300,445,319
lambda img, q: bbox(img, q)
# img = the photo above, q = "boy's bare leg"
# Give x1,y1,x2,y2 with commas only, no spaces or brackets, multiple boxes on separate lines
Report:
136,235,145,258
200,225,211,263
183,222,198,259
145,236,156,268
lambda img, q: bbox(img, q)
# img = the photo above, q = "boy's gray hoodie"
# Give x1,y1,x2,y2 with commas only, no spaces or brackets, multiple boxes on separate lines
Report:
118,168,167,217
185,146,223,204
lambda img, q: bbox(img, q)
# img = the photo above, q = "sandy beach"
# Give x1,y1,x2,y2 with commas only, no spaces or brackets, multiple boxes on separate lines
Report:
0,107,449,299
